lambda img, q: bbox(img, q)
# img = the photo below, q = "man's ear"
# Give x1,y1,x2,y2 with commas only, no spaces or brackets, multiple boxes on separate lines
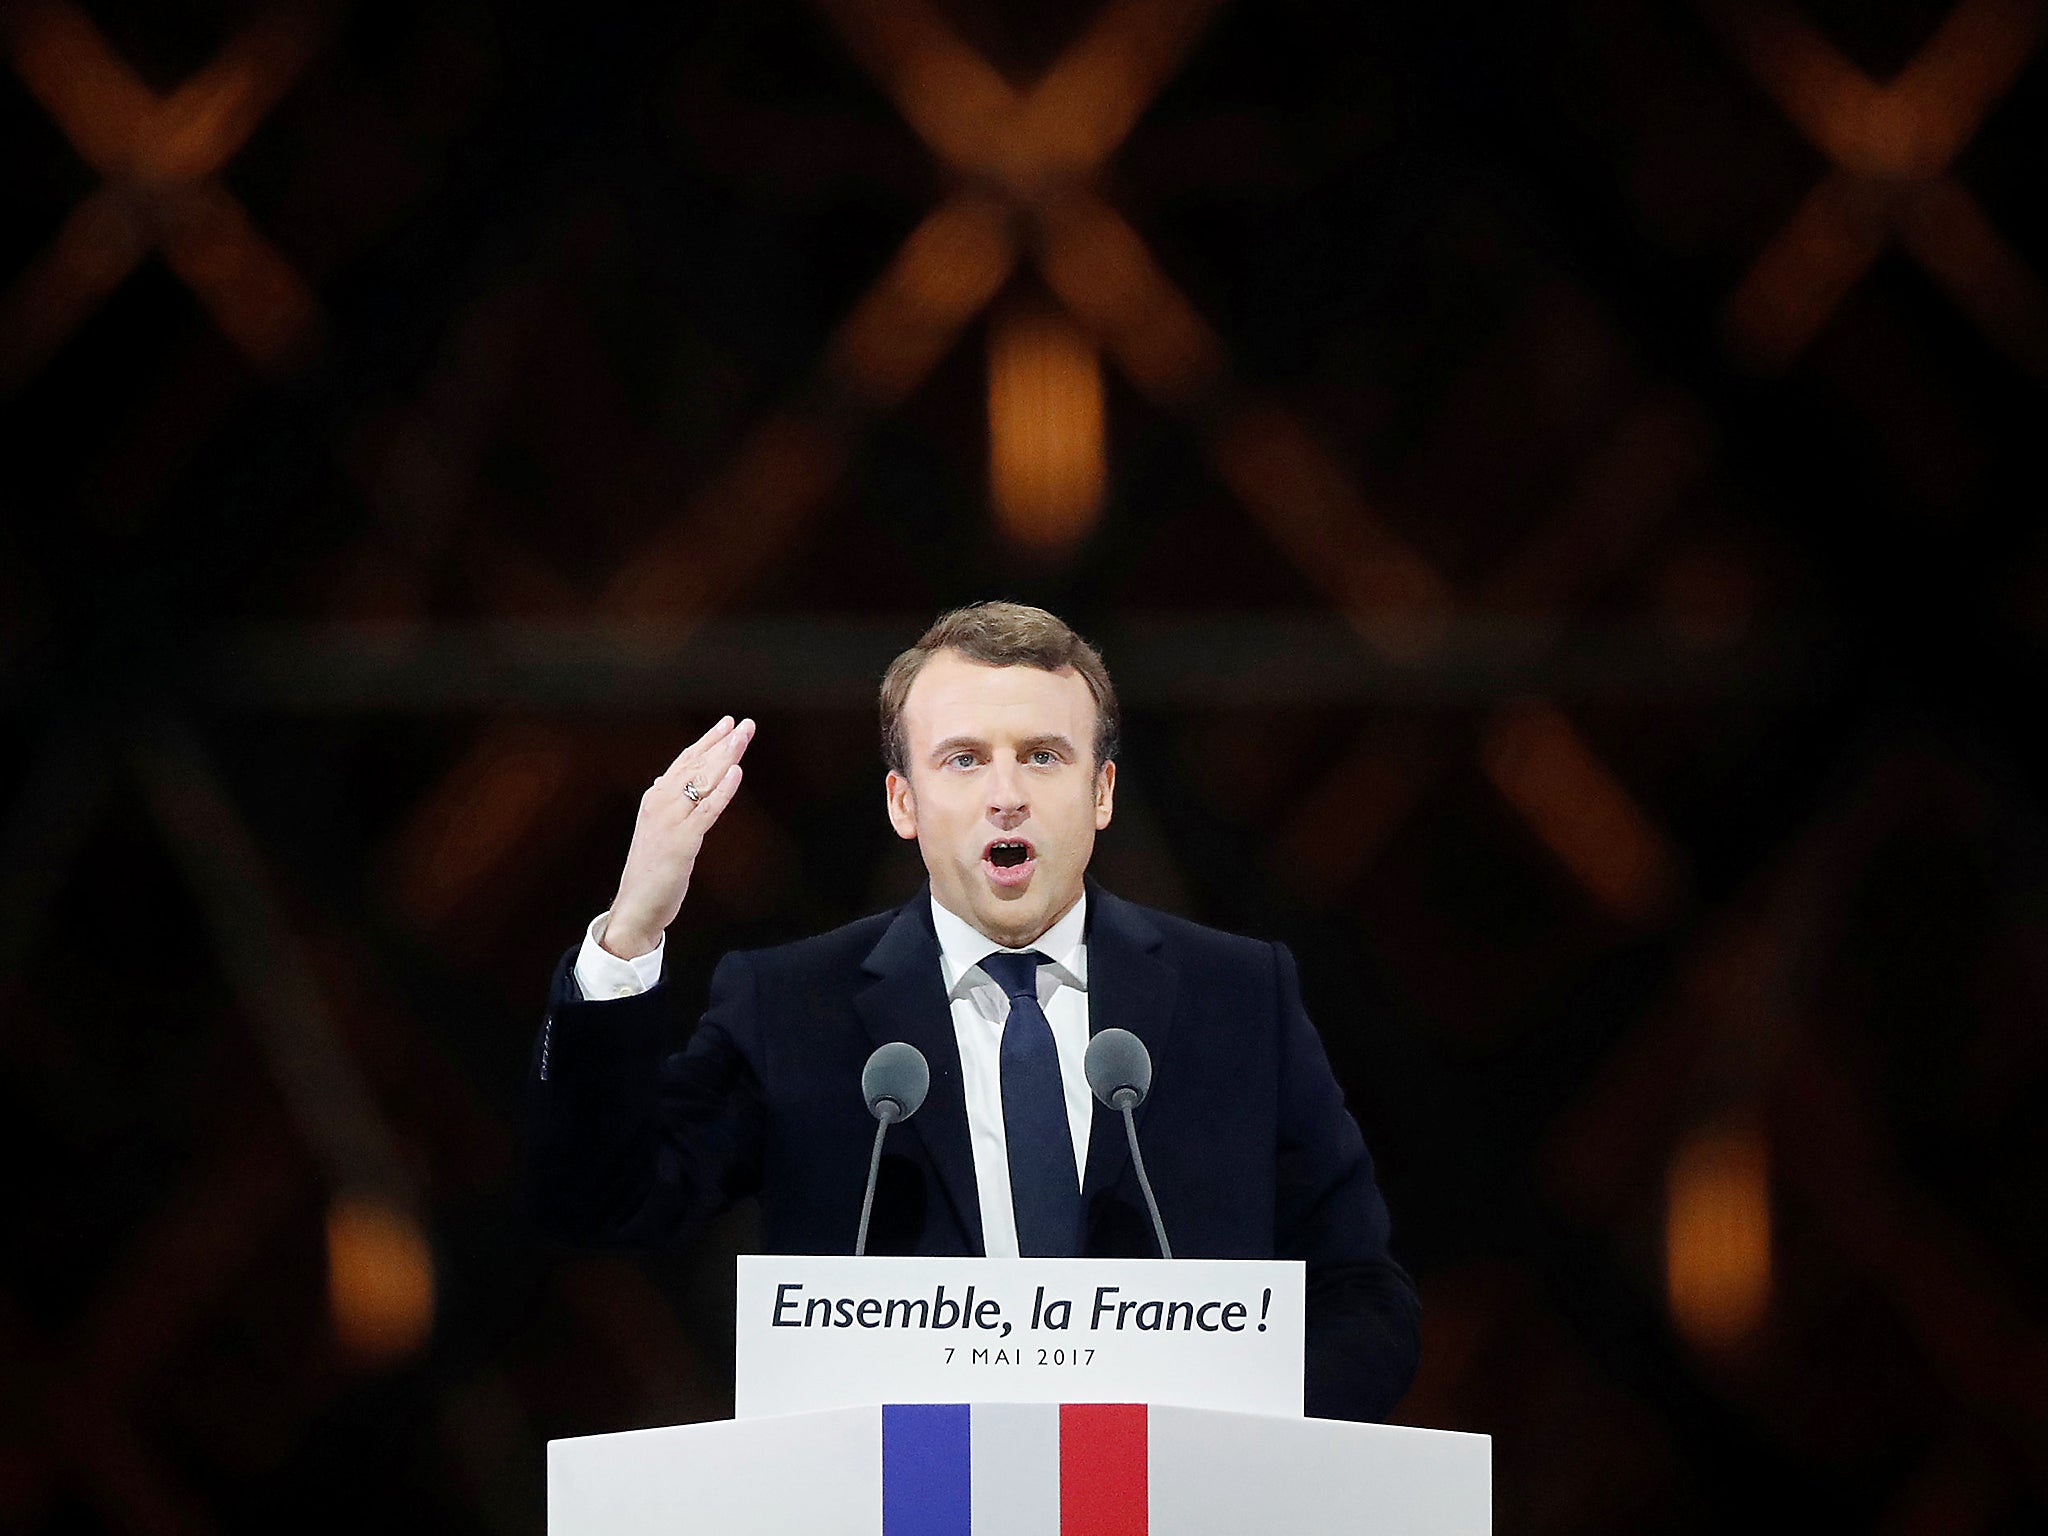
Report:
885,770,919,841
1093,759,1116,831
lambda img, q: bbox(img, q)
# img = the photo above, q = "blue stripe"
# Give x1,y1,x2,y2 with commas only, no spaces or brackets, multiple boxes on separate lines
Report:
882,1403,971,1536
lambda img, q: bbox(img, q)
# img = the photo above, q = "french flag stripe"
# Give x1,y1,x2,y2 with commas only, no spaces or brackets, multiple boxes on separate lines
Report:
969,1404,1060,1535
881,1403,1148,1533
1059,1404,1148,1536
883,1403,971,1536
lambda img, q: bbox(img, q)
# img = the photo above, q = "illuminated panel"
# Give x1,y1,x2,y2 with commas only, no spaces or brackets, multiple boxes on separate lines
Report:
327,1193,435,1363
987,309,1106,555
1665,1118,1772,1350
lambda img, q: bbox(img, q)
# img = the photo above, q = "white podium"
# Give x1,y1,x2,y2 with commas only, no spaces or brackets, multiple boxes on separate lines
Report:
548,1258,1490,1534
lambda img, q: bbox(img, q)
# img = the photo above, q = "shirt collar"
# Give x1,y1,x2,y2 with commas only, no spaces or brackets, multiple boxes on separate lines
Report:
929,890,1089,1000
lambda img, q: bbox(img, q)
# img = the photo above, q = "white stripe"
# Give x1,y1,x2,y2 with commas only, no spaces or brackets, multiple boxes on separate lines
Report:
969,1402,1060,1536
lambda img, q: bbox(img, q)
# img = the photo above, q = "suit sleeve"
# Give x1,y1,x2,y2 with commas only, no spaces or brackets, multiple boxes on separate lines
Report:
1270,941,1422,1421
524,944,768,1247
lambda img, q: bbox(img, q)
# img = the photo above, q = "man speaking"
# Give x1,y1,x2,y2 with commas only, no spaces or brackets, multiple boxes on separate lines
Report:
526,602,1420,1420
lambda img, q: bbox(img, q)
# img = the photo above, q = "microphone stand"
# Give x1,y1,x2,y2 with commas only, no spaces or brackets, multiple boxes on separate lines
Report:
1115,1092,1173,1261
854,1108,898,1257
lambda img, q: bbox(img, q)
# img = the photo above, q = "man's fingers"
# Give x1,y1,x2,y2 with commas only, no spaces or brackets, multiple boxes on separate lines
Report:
685,717,755,789
715,718,758,770
673,716,754,783
660,716,735,782
690,762,744,828
694,714,737,752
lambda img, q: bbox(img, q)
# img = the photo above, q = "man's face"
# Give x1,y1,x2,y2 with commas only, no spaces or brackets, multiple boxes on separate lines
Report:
885,649,1115,948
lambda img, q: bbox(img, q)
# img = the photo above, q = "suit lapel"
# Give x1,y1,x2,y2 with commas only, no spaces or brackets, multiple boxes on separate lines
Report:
854,893,984,1255
1080,885,1178,1206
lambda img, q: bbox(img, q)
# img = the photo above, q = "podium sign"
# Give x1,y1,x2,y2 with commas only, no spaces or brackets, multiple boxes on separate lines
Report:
734,1255,1304,1419
548,1405,1493,1535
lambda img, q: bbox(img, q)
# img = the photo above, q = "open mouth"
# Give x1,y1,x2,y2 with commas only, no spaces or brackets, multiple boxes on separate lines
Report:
982,838,1037,886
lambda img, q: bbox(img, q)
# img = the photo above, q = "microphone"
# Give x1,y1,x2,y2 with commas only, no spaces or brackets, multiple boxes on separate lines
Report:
1084,1029,1172,1260
855,1042,929,1256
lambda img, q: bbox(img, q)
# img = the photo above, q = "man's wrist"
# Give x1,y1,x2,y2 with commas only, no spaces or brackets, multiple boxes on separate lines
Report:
598,913,662,961
575,911,664,1000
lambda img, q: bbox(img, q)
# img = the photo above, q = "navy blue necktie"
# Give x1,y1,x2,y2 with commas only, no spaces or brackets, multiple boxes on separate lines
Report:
979,950,1081,1257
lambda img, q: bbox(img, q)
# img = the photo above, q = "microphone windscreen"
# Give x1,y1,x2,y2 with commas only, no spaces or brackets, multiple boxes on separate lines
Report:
861,1041,930,1121
1085,1027,1152,1108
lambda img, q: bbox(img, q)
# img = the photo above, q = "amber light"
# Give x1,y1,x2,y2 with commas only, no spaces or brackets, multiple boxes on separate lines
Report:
987,309,1106,555
327,1192,434,1364
1665,1118,1772,1350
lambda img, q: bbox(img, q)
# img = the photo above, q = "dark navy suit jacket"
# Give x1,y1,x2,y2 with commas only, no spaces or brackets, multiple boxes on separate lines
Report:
525,882,1420,1421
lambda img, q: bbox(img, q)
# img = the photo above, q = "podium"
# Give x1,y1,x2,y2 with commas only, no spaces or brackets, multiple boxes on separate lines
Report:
548,1257,1490,1534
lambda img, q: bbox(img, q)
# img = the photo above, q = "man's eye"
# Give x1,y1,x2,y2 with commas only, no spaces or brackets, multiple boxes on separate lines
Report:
1029,750,1058,766
949,752,978,769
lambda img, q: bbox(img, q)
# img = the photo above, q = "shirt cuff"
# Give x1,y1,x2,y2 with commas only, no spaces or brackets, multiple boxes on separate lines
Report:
572,911,665,1000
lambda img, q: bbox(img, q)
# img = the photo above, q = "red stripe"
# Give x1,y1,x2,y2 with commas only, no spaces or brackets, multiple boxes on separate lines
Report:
1059,1403,1147,1536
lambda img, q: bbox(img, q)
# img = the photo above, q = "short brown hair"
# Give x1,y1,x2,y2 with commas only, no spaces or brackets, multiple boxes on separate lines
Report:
880,602,1120,775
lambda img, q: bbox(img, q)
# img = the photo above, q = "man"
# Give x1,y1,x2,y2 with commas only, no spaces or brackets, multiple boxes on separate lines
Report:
526,602,1419,1420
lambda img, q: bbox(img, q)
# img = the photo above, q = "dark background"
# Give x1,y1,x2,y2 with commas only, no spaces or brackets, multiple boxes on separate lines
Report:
4,0,2046,1531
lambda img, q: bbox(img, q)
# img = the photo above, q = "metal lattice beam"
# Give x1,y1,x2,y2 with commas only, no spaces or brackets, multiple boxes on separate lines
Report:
0,0,330,388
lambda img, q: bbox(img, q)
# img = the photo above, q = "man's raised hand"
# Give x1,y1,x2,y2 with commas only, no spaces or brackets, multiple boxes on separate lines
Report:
601,716,756,959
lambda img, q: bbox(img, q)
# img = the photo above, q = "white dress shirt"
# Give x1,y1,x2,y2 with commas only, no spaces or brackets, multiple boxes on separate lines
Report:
572,894,1095,1258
